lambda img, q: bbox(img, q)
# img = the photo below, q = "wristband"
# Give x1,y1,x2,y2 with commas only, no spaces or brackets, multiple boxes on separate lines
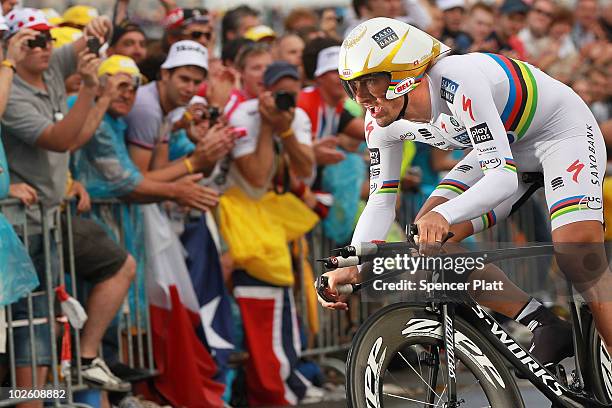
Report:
279,128,294,139
1,60,15,73
184,157,194,174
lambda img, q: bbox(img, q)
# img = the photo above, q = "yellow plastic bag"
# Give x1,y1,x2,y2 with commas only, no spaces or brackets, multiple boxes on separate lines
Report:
219,187,319,286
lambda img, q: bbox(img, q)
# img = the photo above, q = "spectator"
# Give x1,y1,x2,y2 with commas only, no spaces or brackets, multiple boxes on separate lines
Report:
0,0,16,15
224,61,318,405
588,66,612,123
244,25,277,43
107,20,147,64
221,37,254,68
319,8,341,40
454,3,498,54
61,5,99,30
221,5,260,46
70,54,221,210
572,0,600,49
224,42,272,121
495,0,530,60
573,77,593,105
345,0,410,35
517,0,556,62
124,40,223,178
300,37,363,173
273,33,305,75
0,8,135,395
284,7,319,33
437,0,467,46
538,8,580,83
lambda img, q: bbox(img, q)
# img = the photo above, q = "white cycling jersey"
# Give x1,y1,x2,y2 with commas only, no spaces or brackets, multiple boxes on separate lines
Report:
352,52,606,246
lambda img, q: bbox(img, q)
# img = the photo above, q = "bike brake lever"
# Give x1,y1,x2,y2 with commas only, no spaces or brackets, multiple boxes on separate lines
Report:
315,275,357,303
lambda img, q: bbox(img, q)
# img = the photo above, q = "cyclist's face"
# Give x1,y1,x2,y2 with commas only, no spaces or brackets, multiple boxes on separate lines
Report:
349,73,404,127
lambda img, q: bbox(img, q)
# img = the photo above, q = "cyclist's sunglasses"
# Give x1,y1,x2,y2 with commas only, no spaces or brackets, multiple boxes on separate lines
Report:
342,72,391,100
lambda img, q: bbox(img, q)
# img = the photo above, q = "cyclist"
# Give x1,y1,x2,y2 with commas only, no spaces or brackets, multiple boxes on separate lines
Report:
317,17,612,368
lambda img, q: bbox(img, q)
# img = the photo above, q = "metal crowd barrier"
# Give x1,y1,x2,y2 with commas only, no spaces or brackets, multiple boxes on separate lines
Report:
298,188,552,368
0,198,155,407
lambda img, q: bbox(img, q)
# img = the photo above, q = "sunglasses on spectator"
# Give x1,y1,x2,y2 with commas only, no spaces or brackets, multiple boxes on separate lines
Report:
188,31,212,41
342,72,391,100
532,7,554,18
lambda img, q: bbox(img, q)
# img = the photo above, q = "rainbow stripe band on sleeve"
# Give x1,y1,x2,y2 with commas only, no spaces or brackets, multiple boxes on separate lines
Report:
377,180,400,194
549,195,585,221
484,53,538,144
503,158,517,173
481,211,497,229
435,179,469,195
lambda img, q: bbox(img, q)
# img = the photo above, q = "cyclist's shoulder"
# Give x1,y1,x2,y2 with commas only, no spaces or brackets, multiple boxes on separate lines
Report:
429,53,497,85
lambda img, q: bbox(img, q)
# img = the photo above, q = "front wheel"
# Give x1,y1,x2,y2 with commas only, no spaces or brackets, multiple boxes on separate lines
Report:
588,316,612,404
346,303,524,407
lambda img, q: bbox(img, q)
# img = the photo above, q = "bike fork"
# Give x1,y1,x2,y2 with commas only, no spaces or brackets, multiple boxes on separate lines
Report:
442,303,459,406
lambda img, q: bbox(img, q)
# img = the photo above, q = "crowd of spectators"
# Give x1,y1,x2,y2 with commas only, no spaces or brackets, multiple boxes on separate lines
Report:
0,0,610,407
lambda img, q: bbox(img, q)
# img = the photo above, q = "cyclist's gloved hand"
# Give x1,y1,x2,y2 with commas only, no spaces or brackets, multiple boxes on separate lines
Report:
315,266,359,311
414,212,451,255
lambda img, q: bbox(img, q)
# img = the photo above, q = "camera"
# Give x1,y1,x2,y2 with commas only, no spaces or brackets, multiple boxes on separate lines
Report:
87,37,101,56
274,91,296,111
28,33,50,49
208,106,220,125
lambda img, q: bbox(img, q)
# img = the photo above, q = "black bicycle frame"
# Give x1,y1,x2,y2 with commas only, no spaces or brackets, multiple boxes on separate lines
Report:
456,299,608,408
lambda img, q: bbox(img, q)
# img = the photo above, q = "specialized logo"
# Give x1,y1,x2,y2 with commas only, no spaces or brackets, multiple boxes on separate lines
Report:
366,121,374,143
480,157,502,170
462,95,475,121
579,195,602,210
456,164,473,173
445,314,456,379
393,77,416,96
441,77,459,103
418,128,434,140
471,304,563,396
441,122,448,133
369,148,380,165
470,123,493,144
566,160,584,183
369,182,378,195
371,27,399,49
343,24,367,49
551,177,564,191
399,131,416,141
453,132,471,145
364,337,386,407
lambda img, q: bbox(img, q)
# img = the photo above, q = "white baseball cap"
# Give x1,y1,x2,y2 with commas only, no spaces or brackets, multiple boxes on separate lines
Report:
314,45,340,78
161,40,208,72
437,0,466,10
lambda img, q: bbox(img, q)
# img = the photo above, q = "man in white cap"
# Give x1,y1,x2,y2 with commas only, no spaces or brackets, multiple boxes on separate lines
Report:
125,40,233,176
299,38,364,179
437,0,467,45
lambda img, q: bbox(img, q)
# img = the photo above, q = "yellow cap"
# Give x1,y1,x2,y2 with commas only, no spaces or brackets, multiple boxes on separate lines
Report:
41,8,64,26
98,55,141,78
50,26,83,48
244,25,276,42
62,5,99,27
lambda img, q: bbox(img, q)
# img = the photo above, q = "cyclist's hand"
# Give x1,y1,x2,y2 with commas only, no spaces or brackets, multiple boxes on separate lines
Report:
415,211,450,254
316,266,359,310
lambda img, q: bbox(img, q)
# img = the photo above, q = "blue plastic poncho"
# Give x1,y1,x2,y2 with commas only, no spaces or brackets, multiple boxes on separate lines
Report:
0,128,39,306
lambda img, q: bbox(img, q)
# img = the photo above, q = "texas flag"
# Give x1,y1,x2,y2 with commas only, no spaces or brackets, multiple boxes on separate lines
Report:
180,213,235,382
143,205,225,408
